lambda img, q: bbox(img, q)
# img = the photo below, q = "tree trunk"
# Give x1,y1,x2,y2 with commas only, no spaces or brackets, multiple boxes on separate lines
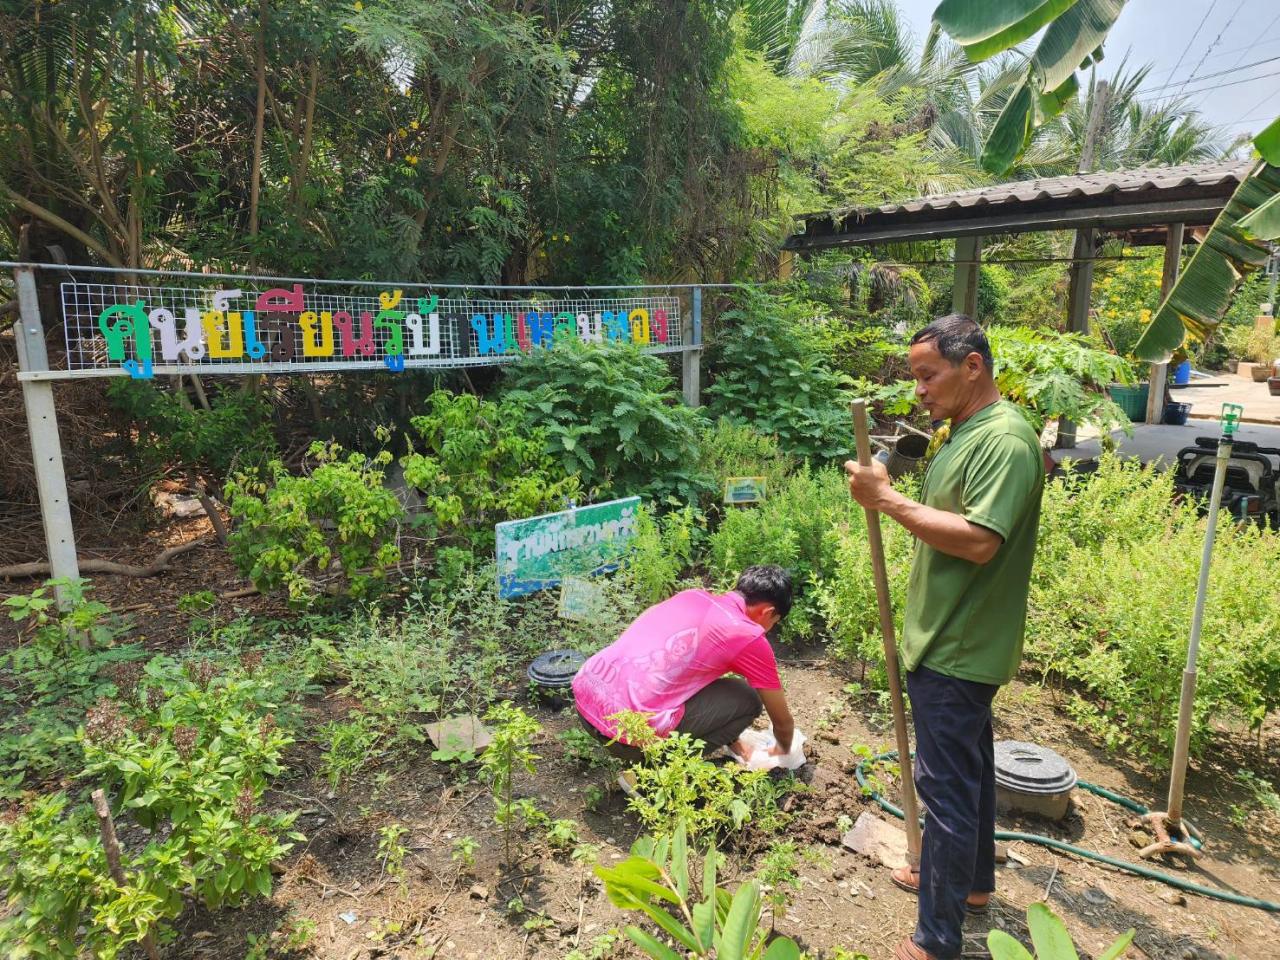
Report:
247,0,268,266
127,3,145,275
292,60,319,216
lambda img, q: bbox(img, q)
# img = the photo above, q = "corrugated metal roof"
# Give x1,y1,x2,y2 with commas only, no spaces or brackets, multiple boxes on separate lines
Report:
804,160,1253,222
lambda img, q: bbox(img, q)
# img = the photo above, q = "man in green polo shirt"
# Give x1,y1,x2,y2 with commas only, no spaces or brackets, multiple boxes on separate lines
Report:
845,314,1043,960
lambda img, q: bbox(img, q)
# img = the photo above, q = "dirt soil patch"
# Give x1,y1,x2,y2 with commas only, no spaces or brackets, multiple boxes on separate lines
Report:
156,655,1280,960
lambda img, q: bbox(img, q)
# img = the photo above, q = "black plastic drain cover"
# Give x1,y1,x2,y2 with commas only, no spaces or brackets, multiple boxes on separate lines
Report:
528,649,587,689
993,740,1077,795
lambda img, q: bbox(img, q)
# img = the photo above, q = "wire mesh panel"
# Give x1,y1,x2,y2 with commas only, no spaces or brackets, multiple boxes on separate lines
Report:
58,279,684,379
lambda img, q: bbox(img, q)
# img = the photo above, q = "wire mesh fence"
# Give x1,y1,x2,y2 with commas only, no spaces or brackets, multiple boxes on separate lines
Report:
35,270,691,379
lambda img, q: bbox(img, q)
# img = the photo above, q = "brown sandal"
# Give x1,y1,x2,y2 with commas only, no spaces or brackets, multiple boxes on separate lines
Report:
892,937,936,960
890,865,991,914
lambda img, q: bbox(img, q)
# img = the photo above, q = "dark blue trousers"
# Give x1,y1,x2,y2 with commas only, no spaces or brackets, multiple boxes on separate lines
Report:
906,665,999,959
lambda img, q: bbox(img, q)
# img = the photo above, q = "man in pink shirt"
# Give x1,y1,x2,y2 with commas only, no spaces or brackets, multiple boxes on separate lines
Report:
572,565,797,763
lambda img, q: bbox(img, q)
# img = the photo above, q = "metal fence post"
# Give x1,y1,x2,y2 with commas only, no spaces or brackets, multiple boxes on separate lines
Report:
12,267,81,610
682,286,702,407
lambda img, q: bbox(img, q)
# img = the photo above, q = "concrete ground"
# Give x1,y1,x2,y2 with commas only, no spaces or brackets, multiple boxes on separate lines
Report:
1049,370,1280,468
1055,420,1280,467
1171,367,1280,423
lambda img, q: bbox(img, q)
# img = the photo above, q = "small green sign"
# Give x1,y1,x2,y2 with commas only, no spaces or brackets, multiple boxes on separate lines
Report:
724,476,767,504
558,575,606,622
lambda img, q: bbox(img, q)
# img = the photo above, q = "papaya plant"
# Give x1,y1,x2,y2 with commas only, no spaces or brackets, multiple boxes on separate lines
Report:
988,902,1134,960
594,821,801,960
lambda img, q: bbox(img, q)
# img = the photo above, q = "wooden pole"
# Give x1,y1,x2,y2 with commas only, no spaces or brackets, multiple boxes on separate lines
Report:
91,789,161,960
851,400,922,866
1058,80,1110,449
951,236,982,318
1146,222,1185,424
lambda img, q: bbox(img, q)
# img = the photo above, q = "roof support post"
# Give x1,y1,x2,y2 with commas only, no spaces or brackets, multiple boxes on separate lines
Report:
952,235,982,318
1145,222,1185,424
1057,227,1099,449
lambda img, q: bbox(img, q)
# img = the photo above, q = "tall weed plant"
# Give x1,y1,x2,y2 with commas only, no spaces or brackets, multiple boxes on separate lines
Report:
709,466,858,642
1028,456,1280,760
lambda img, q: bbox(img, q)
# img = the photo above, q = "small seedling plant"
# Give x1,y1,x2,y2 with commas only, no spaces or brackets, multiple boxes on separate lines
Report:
479,702,541,867
610,711,789,840
377,823,409,882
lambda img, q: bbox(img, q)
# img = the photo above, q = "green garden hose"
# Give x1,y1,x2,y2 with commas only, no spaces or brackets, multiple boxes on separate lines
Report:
853,752,1280,913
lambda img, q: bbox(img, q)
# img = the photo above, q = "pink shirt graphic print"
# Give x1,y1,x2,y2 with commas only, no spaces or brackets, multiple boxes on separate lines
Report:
572,589,781,740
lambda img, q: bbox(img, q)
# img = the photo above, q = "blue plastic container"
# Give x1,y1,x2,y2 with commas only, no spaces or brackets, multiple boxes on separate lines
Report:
1173,359,1192,385
1163,401,1190,426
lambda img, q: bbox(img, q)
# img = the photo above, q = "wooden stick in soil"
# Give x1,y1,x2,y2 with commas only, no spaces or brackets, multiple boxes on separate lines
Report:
851,400,922,867
91,789,161,960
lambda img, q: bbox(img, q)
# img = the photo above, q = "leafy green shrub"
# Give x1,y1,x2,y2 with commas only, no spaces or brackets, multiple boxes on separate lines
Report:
816,487,916,683
1027,457,1280,761
1,652,304,956
226,441,403,602
706,289,853,462
0,792,187,959
932,263,1013,320
400,390,580,547
708,466,857,642
1,581,143,791
610,712,788,840
106,379,275,489
987,326,1135,437
502,337,711,504
862,326,1134,440
5,576,122,650
594,821,801,960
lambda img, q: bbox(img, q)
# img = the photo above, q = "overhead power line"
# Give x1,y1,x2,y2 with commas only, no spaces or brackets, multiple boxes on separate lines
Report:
1167,1,1219,89
1138,67,1280,107
1138,53,1280,95
1176,0,1247,98
1146,35,1280,81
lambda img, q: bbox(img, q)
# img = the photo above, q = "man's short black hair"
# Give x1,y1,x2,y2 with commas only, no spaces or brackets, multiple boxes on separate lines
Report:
734,564,793,619
909,314,993,371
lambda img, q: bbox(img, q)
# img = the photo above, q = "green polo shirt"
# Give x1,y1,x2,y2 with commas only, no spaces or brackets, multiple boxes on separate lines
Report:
901,400,1043,686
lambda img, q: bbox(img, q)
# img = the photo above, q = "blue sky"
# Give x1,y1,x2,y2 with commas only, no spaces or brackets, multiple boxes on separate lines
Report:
895,0,1280,144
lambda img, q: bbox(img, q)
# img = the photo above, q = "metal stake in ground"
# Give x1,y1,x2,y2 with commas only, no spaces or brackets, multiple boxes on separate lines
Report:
1140,401,1244,860
851,399,922,866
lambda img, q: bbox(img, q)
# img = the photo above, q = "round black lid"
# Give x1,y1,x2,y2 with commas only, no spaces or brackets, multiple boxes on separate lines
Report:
993,740,1078,796
528,649,587,688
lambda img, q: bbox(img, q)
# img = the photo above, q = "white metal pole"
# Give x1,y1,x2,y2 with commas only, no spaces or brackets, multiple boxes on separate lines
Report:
12,267,81,612
1165,428,1232,826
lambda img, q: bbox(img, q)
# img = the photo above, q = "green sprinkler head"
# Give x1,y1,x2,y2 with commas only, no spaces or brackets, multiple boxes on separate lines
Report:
1221,402,1243,439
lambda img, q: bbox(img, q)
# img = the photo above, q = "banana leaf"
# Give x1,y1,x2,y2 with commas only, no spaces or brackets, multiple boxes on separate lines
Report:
936,0,1126,174
1255,116,1280,165
933,0,1080,62
1032,0,1126,92
1133,160,1280,362
981,79,1036,173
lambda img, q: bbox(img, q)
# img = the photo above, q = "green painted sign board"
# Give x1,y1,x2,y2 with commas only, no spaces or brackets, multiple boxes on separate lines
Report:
496,496,640,598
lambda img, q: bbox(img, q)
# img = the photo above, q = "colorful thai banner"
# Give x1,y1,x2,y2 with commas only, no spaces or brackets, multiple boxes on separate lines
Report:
60,281,682,379
495,496,640,599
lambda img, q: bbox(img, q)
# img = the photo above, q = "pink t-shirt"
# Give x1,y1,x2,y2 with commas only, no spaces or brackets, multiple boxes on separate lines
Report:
572,589,781,740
